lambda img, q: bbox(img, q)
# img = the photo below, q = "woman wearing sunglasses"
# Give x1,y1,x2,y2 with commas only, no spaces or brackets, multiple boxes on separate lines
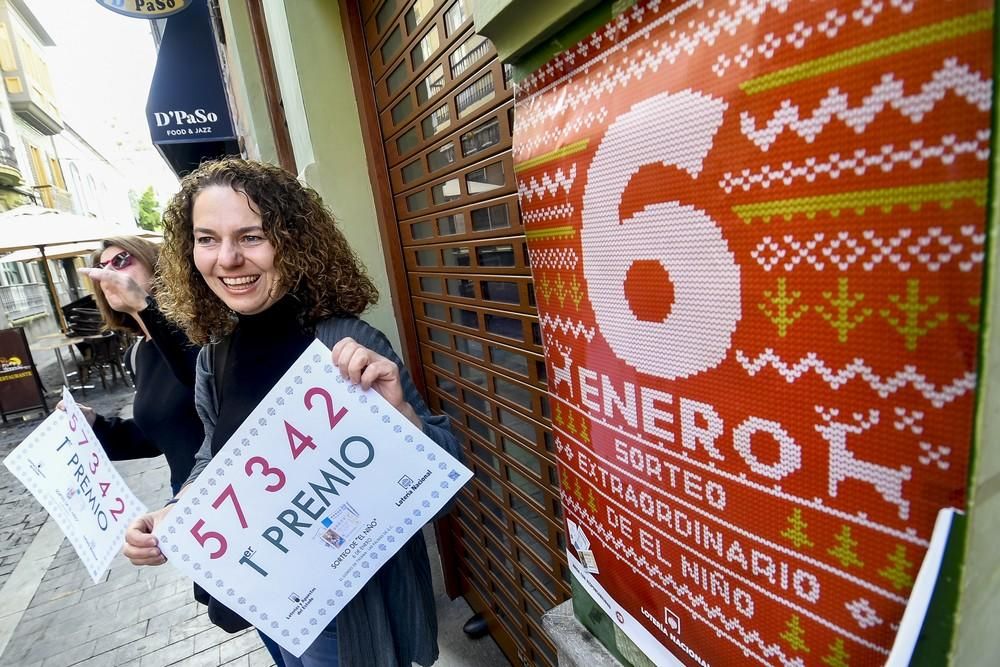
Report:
66,236,288,667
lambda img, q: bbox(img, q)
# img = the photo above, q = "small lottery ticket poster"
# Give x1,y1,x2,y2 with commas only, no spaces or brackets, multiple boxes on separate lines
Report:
154,340,472,657
3,388,147,582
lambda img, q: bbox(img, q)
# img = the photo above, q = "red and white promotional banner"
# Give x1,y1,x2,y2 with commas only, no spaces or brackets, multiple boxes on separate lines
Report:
513,1,993,664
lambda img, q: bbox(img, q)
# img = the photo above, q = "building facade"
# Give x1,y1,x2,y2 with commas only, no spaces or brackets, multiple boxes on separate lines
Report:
211,1,1000,665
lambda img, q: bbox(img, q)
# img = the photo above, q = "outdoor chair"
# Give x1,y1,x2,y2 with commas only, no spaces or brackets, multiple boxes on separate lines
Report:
75,331,132,393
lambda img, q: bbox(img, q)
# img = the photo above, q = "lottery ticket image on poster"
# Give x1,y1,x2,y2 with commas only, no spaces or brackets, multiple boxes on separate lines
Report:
315,503,361,549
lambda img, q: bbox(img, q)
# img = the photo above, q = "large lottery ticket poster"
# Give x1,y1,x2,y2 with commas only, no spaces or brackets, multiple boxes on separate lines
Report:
513,1,993,665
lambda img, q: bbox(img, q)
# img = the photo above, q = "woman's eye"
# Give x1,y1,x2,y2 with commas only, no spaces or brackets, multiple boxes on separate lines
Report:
242,235,263,244
195,236,215,246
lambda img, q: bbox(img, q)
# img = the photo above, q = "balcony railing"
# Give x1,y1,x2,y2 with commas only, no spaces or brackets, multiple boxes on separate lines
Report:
0,130,17,170
0,282,49,321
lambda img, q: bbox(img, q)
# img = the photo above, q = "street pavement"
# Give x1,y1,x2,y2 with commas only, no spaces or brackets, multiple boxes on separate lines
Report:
0,357,506,667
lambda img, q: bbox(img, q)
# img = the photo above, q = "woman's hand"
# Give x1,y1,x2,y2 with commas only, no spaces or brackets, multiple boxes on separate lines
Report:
78,267,149,316
55,400,96,426
331,337,421,428
122,505,173,566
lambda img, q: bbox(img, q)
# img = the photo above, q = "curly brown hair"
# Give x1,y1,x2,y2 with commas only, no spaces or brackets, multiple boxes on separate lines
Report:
156,158,378,344
89,236,159,335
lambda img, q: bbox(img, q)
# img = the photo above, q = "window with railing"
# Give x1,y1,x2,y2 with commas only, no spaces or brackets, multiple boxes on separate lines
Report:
0,282,48,320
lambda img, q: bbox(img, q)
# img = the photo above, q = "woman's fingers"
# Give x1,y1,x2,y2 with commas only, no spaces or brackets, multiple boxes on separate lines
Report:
123,511,168,566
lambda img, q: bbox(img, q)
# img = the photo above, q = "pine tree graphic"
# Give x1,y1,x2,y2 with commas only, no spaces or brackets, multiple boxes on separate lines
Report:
573,477,584,501
554,403,564,427
821,638,850,667
816,277,872,343
587,488,598,513
880,279,948,351
561,468,571,491
780,614,810,653
566,409,577,435
827,526,864,569
759,277,808,337
781,508,814,549
878,545,915,591
579,417,590,444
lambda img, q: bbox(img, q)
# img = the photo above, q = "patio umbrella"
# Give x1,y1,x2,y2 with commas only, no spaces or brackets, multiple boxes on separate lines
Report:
0,206,159,330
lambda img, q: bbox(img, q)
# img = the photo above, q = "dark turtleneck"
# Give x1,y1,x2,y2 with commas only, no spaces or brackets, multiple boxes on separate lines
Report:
211,294,314,454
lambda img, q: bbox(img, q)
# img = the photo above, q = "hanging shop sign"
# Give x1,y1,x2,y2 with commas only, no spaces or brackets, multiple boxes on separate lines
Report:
0,327,45,419
513,0,993,664
145,0,235,145
96,0,191,19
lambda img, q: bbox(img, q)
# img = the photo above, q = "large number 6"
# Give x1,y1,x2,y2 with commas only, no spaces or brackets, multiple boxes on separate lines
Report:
581,90,740,380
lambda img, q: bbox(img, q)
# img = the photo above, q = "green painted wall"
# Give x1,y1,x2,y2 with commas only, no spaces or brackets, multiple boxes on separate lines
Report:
218,0,277,164
220,0,402,352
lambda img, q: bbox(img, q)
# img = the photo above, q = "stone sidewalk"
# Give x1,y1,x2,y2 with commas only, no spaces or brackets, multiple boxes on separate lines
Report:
0,359,507,667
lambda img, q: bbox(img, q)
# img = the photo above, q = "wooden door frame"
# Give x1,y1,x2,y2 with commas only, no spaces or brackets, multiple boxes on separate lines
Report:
245,0,297,173
337,0,464,600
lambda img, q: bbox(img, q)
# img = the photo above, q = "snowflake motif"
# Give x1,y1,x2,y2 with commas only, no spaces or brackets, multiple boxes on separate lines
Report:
294,376,303,385
395,527,404,534
786,21,812,49
345,580,352,588
267,408,276,416
207,478,217,487
227,589,235,596
224,459,233,467
206,571,213,578
427,454,436,461
438,463,447,471
312,354,321,363
250,605,258,612
440,482,449,489
388,535,396,543
422,500,431,508
348,385,356,393
711,53,731,77
393,425,402,433
381,415,390,424
370,406,379,414
405,518,413,526
282,630,290,637
258,418,267,426
326,598,335,606
194,563,202,571
416,444,425,452
431,491,439,499
853,0,884,27
846,598,883,629
318,608,327,616
233,448,242,457
199,488,208,496
414,509,422,517
362,561,369,569
379,543,388,551
182,554,190,562
261,613,269,621
303,365,312,374
369,552,377,560
271,621,280,629
359,395,368,404
285,387,293,395
818,9,847,37
216,468,224,476
238,597,246,604
335,374,344,383
171,545,179,553
335,590,344,598
216,580,224,588
168,526,176,534
309,618,318,626
734,43,754,68
241,438,250,447
275,397,284,406
250,427,259,436
757,33,781,58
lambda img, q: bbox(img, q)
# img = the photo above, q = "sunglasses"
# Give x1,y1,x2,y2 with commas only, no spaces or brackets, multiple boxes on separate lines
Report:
95,250,134,271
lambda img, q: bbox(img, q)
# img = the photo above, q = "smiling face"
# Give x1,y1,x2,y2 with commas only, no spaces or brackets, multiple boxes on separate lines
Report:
191,185,285,315
98,245,153,294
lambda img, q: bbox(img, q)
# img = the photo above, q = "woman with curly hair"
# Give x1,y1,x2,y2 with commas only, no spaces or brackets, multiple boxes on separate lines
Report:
122,158,459,667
